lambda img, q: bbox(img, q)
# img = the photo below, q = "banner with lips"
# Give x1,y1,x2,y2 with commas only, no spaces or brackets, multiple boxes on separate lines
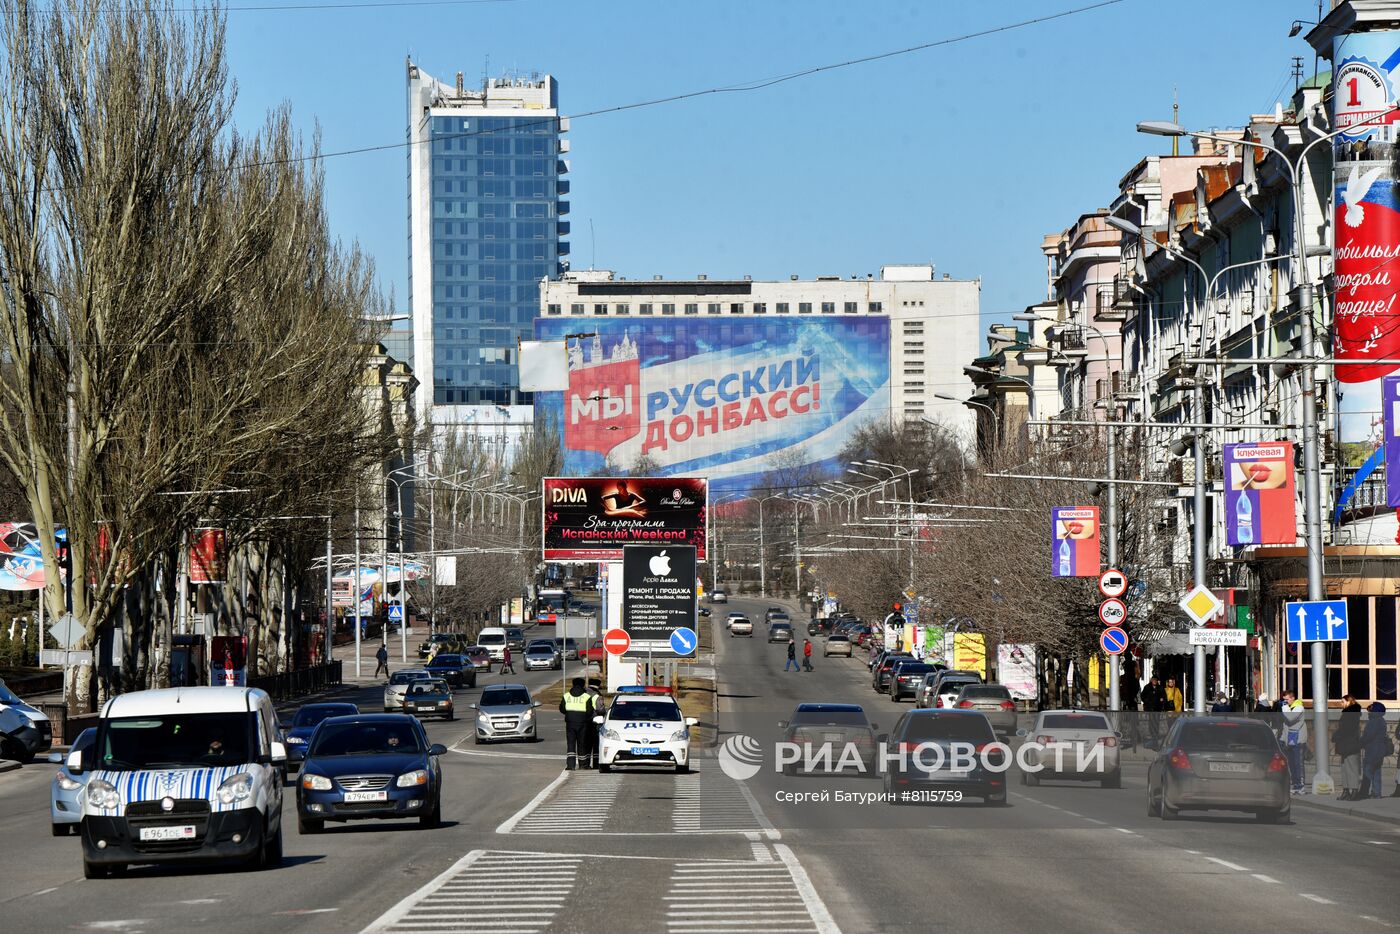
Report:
1051,507,1100,578
1223,442,1297,546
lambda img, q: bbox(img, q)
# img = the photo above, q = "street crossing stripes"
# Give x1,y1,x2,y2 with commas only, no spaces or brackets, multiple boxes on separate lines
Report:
663,853,828,933
672,771,766,834
509,772,620,834
361,851,580,934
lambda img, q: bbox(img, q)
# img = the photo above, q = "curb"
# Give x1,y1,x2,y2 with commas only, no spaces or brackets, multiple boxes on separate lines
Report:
0,759,21,774
1288,794,1400,826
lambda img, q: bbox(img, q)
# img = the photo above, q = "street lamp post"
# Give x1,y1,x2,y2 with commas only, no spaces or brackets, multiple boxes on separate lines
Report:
931,397,1000,451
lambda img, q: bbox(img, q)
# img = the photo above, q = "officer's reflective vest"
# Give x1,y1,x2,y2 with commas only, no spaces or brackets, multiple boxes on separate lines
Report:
562,691,592,713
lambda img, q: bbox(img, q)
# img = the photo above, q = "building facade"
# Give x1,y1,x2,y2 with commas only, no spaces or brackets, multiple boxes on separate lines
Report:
406,61,569,432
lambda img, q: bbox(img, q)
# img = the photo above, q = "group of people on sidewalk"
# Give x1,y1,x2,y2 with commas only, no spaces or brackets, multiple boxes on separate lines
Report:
1332,694,1398,801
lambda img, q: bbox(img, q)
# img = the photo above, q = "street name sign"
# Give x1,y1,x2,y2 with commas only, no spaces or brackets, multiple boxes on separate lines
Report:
1189,628,1248,647
1284,599,1348,643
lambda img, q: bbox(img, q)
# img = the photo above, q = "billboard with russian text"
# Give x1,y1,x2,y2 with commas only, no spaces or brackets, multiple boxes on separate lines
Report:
532,318,891,494
1223,441,1297,546
543,477,707,561
1051,506,1099,578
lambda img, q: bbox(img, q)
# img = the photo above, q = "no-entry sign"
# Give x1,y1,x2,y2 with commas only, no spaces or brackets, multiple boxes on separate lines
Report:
603,628,631,656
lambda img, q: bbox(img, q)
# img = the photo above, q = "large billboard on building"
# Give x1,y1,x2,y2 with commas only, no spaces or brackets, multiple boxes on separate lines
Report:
543,477,708,561
1332,31,1400,490
533,318,891,494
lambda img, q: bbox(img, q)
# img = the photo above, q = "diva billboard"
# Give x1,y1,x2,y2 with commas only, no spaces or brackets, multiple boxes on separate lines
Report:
543,477,707,562
532,318,891,495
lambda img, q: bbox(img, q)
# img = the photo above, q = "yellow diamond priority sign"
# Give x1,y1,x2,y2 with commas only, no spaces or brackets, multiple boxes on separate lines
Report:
1179,586,1223,625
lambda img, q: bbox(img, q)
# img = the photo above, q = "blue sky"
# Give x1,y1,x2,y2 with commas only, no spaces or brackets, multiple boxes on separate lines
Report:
224,0,1321,330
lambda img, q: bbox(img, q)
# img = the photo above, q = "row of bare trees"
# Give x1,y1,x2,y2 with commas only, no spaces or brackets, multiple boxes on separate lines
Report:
0,2,389,704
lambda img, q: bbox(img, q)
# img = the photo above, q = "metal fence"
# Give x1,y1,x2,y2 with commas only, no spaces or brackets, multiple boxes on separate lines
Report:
247,661,343,702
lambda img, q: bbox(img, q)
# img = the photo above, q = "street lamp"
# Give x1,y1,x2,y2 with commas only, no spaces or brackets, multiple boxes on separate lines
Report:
933,394,1000,447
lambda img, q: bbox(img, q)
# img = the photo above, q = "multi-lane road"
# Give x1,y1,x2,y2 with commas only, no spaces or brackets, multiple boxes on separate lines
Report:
2,597,1397,933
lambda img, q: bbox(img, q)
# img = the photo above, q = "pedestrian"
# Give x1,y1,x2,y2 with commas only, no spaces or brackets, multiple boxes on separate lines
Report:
1335,695,1363,801
1279,690,1308,794
559,677,598,771
784,640,799,672
1141,676,1166,742
1361,702,1392,799
1392,717,1400,798
802,638,814,671
374,642,390,678
1164,678,1184,713
501,644,515,674
1254,695,1274,712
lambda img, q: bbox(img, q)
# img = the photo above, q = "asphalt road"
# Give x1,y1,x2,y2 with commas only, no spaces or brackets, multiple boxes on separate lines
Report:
1,598,1396,934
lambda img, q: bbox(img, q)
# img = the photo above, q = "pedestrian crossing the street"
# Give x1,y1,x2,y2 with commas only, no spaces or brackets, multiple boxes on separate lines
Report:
509,772,621,834
361,851,580,934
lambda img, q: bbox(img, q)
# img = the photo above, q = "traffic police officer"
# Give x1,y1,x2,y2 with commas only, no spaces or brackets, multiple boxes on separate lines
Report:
559,677,598,770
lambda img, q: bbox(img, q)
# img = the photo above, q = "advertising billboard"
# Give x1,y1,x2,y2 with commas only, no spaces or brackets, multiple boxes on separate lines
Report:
533,318,891,494
1387,375,1400,506
188,528,227,585
1051,507,1100,578
211,635,247,687
621,544,697,657
543,477,707,561
997,643,1037,701
1332,31,1400,492
1223,441,1297,546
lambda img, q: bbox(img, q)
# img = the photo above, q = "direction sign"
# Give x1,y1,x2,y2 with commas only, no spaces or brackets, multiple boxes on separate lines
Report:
1284,599,1349,643
1100,627,1128,655
387,604,404,622
1098,569,1127,598
669,627,698,656
1098,598,1127,627
602,627,631,656
1178,586,1224,625
48,613,82,650
1189,628,1248,647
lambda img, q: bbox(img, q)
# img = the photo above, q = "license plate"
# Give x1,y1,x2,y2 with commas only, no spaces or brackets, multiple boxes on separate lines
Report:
929,769,969,780
343,790,388,802
630,746,660,755
824,733,845,743
139,824,196,841
1208,761,1251,773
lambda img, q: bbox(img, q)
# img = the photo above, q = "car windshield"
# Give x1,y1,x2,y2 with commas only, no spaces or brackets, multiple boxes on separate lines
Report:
390,671,428,685
791,709,870,727
901,714,995,743
430,655,462,665
1178,722,1278,751
411,681,448,694
482,688,531,706
828,635,849,642
479,633,506,645
0,682,26,705
293,705,357,727
507,629,524,637
99,713,253,770
72,727,96,753
960,686,1011,700
897,664,936,677
526,642,554,652
938,679,979,693
610,701,682,722
1042,713,1111,730
309,721,424,756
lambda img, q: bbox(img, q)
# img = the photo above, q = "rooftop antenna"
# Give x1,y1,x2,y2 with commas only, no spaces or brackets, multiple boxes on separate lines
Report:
1171,88,1179,157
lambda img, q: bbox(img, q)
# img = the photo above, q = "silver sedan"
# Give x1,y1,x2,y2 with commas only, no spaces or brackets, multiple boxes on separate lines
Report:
49,727,96,836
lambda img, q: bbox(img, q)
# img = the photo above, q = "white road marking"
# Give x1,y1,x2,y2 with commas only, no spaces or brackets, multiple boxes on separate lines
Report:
1251,874,1281,884
1367,841,1394,845
494,771,569,834
1205,857,1250,872
775,843,841,934
1114,828,1137,835
1300,894,1336,905
361,851,578,934
1085,818,1106,825
1360,915,1397,927
29,887,59,897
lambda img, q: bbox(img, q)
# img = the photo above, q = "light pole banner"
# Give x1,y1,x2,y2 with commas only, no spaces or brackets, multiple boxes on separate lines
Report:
1386,375,1400,507
997,643,1037,701
1223,441,1297,546
1051,506,1100,578
1332,31,1400,506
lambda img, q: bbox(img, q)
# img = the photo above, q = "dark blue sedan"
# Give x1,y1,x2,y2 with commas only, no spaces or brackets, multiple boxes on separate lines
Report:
296,714,446,833
282,702,360,768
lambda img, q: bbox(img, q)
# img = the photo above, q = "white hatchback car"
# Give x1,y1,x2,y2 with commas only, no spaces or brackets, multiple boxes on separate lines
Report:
1017,709,1122,788
595,689,697,773
383,669,432,711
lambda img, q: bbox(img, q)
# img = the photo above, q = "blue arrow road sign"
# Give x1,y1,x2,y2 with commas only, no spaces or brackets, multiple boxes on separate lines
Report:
670,627,697,655
1284,599,1348,643
1100,626,1128,655
387,605,404,622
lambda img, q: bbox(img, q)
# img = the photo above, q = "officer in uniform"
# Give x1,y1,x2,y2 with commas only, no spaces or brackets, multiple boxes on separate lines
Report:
559,677,598,770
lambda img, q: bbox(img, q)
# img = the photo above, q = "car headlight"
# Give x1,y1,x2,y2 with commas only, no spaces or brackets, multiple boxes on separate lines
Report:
396,769,429,788
601,728,620,741
86,778,119,810
287,736,306,744
670,729,689,742
301,773,332,791
57,772,83,791
217,772,254,806
522,709,534,720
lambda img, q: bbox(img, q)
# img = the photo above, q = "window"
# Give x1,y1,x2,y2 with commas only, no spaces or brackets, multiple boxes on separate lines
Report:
616,303,630,315
753,303,767,314
904,340,924,347
547,304,561,315
730,303,745,314
869,301,884,313
799,303,813,314
640,303,653,315
570,303,584,315
844,302,858,313
821,302,835,313
707,303,721,314
776,303,790,314
594,303,608,315
662,303,676,315
684,303,698,315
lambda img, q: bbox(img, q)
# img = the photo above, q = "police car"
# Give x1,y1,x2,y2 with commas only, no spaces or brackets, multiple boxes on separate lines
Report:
594,686,697,773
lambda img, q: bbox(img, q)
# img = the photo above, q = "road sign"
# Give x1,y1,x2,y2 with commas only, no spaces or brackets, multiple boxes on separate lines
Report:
602,627,631,656
1100,627,1128,655
621,544,697,658
48,613,82,650
1284,599,1348,643
1098,598,1127,626
40,649,92,666
1178,586,1224,625
1098,569,1127,598
387,605,404,622
669,627,697,656
1189,628,1248,647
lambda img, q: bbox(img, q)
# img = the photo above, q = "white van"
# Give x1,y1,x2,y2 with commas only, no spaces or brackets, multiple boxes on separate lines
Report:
0,677,52,762
76,686,287,878
477,627,508,661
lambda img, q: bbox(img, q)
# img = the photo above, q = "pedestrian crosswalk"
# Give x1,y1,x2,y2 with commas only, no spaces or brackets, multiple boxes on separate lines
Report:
510,772,620,834
672,771,767,834
663,855,825,933
362,851,580,934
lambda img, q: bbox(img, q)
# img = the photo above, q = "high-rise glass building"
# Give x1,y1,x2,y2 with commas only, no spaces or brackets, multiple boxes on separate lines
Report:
406,61,569,429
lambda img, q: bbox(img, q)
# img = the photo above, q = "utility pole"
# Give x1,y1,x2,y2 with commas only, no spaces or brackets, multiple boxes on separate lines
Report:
353,496,362,677
758,499,767,599
1192,382,1208,714
325,516,334,667
1107,426,1120,712
792,500,801,602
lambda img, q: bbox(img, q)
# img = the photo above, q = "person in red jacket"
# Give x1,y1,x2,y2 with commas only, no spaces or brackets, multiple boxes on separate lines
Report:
802,638,814,671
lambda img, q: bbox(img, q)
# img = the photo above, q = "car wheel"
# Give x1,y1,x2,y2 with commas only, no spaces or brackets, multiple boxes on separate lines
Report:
1101,771,1121,789
298,816,323,834
1146,785,1160,817
263,822,284,868
419,797,441,828
674,762,689,774
1160,784,1179,821
1256,807,1290,824
51,822,68,837
474,735,484,745
446,712,454,721
985,790,1008,807
599,762,612,774
83,858,108,879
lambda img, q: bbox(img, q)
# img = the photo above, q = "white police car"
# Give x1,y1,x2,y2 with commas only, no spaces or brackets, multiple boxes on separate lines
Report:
594,686,697,773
